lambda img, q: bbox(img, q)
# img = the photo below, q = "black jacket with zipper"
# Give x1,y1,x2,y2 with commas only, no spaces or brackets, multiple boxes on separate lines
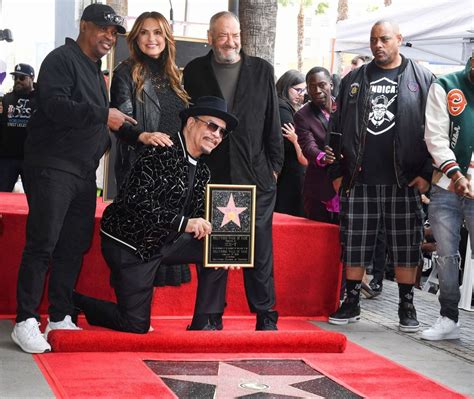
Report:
24,38,110,179
331,56,435,192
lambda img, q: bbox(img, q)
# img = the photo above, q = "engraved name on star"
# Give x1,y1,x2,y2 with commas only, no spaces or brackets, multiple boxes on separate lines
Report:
217,193,247,228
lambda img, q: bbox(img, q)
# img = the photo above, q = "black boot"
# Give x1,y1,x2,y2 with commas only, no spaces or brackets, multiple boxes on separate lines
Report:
256,310,278,331
187,313,223,331
369,278,383,294
398,302,419,333
328,299,361,325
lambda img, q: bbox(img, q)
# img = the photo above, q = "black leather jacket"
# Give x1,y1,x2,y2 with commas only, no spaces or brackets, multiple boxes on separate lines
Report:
110,60,163,186
331,56,435,193
111,60,163,144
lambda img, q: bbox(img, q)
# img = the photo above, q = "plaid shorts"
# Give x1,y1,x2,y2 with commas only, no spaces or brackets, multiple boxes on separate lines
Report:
339,184,424,268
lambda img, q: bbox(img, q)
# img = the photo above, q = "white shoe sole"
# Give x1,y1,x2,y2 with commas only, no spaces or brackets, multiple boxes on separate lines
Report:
11,331,51,354
328,315,361,325
399,324,420,333
44,325,82,340
420,331,461,341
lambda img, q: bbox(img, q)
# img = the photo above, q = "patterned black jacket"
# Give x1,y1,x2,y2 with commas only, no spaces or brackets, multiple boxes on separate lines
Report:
101,132,210,261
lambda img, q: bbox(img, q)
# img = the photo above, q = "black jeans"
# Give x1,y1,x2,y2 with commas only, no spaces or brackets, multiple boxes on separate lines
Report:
78,234,203,333
0,158,24,192
16,166,96,322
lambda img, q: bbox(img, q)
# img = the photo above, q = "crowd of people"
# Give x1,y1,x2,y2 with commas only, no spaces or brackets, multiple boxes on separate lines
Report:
0,3,472,354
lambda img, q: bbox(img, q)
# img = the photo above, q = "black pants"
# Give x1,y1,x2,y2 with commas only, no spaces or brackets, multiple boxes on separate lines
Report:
372,229,387,281
304,196,339,225
78,234,203,333
16,166,96,322
192,188,277,316
0,158,24,192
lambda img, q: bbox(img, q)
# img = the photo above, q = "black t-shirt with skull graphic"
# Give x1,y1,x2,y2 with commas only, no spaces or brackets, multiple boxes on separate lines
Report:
357,62,399,185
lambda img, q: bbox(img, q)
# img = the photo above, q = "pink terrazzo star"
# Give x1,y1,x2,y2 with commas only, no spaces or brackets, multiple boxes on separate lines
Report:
217,194,247,228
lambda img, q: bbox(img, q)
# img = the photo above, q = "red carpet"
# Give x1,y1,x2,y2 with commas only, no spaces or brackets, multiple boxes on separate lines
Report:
48,318,346,353
34,340,468,399
0,192,342,318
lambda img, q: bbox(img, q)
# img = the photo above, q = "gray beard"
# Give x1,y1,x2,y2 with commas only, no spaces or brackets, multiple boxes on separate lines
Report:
212,47,240,64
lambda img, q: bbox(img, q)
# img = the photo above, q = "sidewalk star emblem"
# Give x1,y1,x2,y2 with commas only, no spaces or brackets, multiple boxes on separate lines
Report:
217,193,246,228
145,359,363,398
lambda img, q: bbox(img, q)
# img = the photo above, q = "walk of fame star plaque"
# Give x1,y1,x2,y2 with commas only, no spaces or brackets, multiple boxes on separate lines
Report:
204,184,256,268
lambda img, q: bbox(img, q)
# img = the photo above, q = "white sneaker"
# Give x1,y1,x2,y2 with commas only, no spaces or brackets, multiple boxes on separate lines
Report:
420,316,460,341
11,318,51,354
44,315,82,340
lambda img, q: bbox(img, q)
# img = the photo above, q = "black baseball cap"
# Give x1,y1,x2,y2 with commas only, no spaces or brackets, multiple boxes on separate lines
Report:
81,4,126,34
10,63,35,78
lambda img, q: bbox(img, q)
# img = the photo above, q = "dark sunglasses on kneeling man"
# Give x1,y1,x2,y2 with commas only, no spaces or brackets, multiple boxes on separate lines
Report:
193,116,229,139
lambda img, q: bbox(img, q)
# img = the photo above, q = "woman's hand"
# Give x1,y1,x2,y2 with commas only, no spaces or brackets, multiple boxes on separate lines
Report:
138,132,174,147
282,123,298,144
282,123,308,166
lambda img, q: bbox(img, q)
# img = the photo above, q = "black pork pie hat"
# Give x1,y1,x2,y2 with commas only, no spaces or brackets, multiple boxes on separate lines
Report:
81,3,126,34
180,96,239,132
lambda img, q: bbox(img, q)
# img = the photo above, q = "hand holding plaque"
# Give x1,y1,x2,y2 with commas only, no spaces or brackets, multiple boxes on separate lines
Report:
204,184,256,268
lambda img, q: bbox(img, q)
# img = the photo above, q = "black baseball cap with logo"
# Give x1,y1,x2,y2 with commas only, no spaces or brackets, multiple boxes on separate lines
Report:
81,3,126,34
10,63,35,78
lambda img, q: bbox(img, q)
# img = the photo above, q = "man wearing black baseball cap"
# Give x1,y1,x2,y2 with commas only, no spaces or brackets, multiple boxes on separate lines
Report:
0,63,36,192
81,3,126,34
73,97,238,334
11,4,137,354
10,63,35,79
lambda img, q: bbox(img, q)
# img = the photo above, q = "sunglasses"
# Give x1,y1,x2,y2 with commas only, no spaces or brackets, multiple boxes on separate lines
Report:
291,86,306,95
103,12,124,25
194,116,229,139
12,75,28,82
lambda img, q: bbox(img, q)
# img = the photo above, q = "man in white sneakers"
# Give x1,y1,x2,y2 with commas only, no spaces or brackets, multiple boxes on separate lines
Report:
11,4,132,354
422,55,473,341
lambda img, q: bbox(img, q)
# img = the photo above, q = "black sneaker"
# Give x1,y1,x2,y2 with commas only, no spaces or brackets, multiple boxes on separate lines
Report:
256,310,278,331
328,300,361,325
361,281,378,299
369,278,383,294
398,303,419,333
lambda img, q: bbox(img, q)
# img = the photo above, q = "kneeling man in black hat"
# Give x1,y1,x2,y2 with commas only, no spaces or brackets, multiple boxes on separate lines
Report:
73,96,238,333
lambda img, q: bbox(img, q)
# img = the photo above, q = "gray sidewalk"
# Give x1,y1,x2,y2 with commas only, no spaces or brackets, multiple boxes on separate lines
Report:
314,279,474,397
0,280,473,398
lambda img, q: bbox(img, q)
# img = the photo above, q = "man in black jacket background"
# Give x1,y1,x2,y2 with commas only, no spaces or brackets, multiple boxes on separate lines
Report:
0,63,36,192
183,11,283,331
11,3,135,354
325,20,435,333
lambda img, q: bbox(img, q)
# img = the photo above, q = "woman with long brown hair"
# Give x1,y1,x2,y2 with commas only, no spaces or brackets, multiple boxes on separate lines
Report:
110,11,190,288
111,11,189,187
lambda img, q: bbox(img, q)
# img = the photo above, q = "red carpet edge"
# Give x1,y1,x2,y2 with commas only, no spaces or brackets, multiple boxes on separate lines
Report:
48,329,346,353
